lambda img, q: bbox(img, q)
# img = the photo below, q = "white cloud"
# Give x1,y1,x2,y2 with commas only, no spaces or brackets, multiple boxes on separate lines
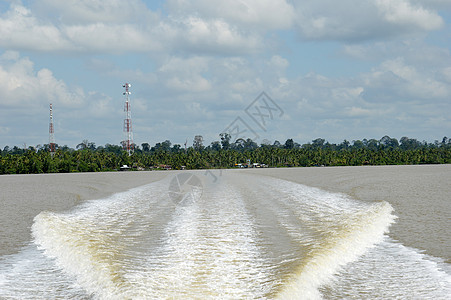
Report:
411,0,451,11
343,39,451,72
442,67,451,83
208,57,264,96
0,51,84,108
169,16,263,54
185,102,214,119
167,0,295,30
34,0,157,24
346,106,372,117
0,3,158,53
157,56,212,92
0,1,263,55
2,0,443,57
375,0,443,30
166,76,211,92
1,1,449,147
0,52,108,147
88,92,116,118
0,3,72,51
0,126,10,134
268,55,289,70
363,57,450,101
63,23,162,53
292,0,443,41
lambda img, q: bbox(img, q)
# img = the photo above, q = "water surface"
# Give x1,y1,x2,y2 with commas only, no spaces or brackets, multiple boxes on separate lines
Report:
0,166,449,299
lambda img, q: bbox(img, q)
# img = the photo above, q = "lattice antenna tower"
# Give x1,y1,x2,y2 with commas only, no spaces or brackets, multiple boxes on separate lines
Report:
49,103,56,155
123,83,134,156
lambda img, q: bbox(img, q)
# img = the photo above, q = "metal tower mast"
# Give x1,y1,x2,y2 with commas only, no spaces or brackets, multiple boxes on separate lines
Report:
123,83,134,156
49,103,56,155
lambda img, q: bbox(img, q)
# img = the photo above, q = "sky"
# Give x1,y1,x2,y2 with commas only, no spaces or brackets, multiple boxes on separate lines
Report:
0,0,450,149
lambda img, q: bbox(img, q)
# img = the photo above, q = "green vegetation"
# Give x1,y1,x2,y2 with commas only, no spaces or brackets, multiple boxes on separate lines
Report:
1,136,450,175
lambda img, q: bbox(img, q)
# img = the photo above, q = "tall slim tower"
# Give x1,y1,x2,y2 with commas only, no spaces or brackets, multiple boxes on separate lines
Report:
123,83,134,156
49,103,56,155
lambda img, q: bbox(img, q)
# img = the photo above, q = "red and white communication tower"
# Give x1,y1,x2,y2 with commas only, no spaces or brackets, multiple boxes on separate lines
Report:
49,103,56,155
123,83,134,156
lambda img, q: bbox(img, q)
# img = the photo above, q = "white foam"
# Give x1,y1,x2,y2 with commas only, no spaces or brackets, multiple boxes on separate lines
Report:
0,245,89,299
257,178,397,299
126,182,275,298
31,179,172,299
326,238,451,299
16,173,448,299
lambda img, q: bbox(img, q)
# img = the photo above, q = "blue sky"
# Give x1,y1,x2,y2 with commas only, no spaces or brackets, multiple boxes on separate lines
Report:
1,0,450,149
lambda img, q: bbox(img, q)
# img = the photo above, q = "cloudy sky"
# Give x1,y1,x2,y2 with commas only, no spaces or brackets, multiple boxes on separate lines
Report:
1,0,450,149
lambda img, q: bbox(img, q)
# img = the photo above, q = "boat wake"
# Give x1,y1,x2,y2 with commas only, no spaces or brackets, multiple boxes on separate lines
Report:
0,171,449,299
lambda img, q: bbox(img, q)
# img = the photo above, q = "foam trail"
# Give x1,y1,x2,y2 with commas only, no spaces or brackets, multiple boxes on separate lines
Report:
325,238,451,299
32,180,172,299
21,172,449,299
128,181,275,298
278,202,394,299
252,177,397,299
31,175,275,298
0,245,89,299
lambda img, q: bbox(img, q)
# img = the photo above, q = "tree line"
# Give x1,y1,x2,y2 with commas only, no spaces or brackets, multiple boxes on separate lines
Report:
1,135,450,174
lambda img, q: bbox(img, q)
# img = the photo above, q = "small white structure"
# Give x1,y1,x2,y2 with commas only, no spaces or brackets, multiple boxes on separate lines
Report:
120,165,130,171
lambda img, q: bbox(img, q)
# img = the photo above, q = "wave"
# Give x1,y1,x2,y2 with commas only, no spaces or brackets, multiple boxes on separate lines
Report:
16,172,447,299
31,181,173,299
323,238,451,299
261,178,396,299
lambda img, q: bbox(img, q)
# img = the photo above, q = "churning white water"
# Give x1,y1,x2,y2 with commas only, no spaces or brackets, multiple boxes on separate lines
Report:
0,171,450,299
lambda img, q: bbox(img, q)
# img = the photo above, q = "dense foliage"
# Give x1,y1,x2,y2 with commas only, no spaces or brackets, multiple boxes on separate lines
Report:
1,136,450,174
